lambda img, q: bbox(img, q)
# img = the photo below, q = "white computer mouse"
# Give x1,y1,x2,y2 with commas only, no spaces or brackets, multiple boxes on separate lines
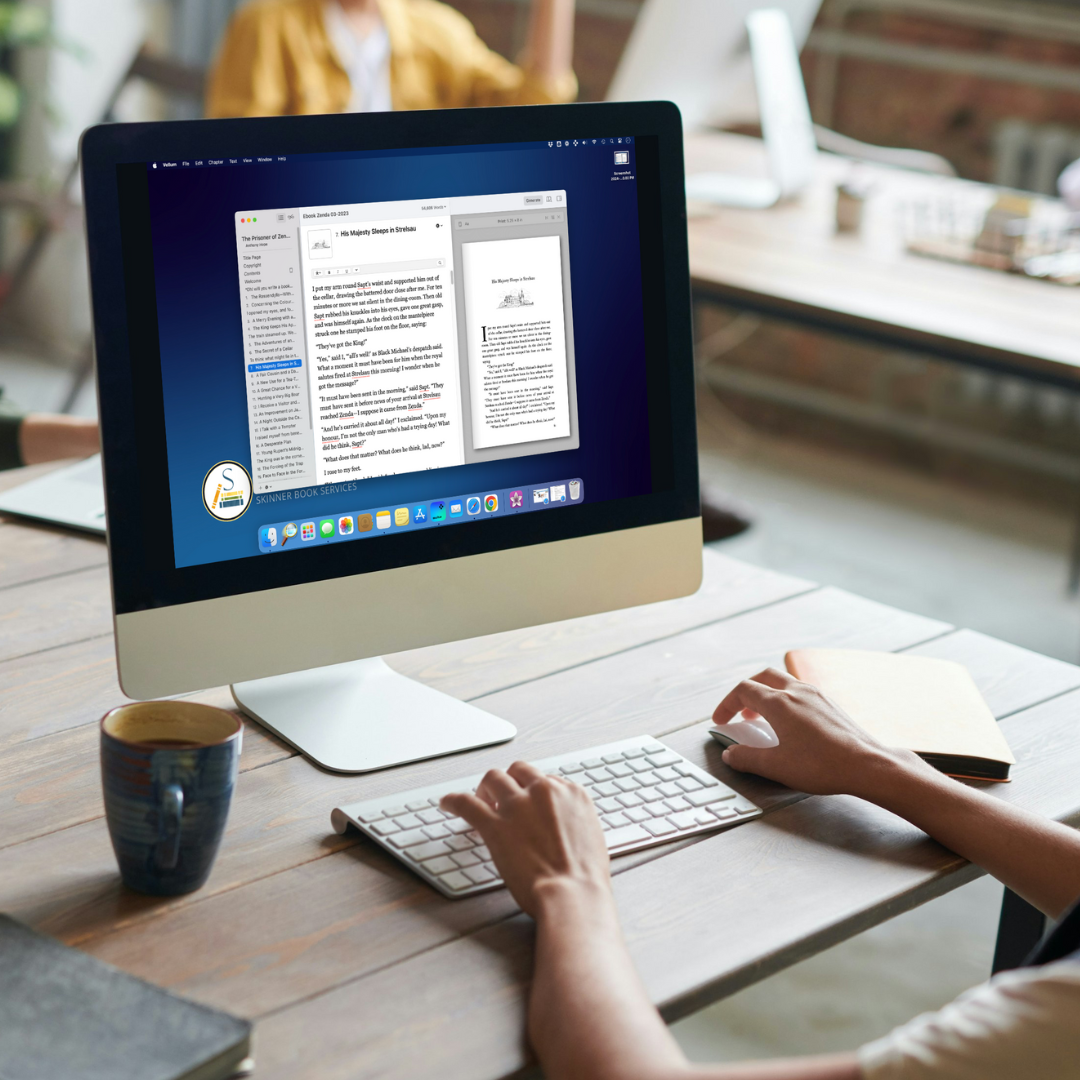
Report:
709,717,779,750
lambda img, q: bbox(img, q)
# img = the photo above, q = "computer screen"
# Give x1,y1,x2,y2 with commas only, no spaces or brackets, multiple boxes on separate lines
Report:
87,106,693,621
138,136,654,570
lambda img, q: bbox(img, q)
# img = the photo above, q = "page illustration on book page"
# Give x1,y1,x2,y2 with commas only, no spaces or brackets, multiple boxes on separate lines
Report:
460,235,571,449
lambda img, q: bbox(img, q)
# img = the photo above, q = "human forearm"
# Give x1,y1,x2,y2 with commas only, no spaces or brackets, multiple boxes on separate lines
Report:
856,751,1080,918
530,878,689,1080
523,0,574,80
18,414,99,465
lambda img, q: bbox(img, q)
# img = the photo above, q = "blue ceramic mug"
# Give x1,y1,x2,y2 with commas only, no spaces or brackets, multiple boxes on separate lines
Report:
100,701,242,896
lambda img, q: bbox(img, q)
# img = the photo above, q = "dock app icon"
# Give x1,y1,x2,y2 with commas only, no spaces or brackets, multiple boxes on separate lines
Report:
466,497,481,516
358,513,374,532
394,507,409,526
376,510,391,530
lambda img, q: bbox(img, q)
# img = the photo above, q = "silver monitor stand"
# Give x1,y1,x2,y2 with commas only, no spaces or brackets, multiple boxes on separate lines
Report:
231,657,515,773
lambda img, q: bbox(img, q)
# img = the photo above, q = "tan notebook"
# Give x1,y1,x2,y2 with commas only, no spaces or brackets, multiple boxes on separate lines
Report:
785,648,1016,782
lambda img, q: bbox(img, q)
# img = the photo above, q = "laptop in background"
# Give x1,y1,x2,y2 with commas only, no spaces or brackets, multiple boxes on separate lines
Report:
0,454,106,535
608,1,821,208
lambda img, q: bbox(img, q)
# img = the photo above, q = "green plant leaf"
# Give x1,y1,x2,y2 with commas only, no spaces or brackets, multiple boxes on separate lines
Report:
0,72,20,127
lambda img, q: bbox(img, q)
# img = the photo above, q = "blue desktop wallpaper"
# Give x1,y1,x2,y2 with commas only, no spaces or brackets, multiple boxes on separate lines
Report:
146,140,650,568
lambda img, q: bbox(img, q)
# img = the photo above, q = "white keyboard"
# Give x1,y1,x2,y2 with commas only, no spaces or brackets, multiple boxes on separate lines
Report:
331,735,762,898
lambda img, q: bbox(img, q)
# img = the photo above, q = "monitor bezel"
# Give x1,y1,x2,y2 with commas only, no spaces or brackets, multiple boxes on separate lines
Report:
82,102,698,617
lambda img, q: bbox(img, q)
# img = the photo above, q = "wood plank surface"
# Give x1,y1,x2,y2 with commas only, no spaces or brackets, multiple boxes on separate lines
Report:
1,586,947,1001
384,549,815,701
0,564,112,663
250,687,1080,1080
3,474,1080,1080
0,522,106,591
686,133,1080,380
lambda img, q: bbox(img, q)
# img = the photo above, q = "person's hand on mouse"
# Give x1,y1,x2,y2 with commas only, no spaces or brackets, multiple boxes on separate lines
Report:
440,762,612,917
713,668,926,797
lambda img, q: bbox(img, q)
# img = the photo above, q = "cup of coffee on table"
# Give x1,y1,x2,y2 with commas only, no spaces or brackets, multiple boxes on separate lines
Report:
100,701,242,895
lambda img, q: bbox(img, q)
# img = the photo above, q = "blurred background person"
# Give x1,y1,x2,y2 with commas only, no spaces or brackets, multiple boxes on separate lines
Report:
206,0,577,117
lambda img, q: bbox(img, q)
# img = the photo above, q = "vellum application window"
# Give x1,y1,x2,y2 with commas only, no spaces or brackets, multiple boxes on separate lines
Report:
234,191,580,494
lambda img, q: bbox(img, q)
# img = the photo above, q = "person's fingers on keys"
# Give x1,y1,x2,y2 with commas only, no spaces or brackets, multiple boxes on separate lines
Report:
440,790,496,829
476,768,521,809
506,760,546,788
712,676,778,726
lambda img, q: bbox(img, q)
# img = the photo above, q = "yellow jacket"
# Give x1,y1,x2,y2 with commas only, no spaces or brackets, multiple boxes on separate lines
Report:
206,0,577,117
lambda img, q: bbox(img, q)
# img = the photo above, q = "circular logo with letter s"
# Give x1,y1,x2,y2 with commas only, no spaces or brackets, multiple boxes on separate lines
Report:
202,461,252,521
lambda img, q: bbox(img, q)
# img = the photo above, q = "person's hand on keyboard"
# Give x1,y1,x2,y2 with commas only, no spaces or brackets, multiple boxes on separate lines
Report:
713,667,909,798
440,762,611,917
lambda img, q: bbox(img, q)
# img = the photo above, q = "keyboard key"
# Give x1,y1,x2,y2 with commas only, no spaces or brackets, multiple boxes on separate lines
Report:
395,813,422,830
406,800,429,812
418,809,445,825
595,782,620,798
614,777,641,793
389,829,428,849
629,759,653,774
643,743,666,754
693,809,716,826
452,850,481,868
425,856,458,875
586,768,613,783
686,788,736,808
655,767,679,782
604,823,651,848
355,809,383,823
408,840,453,862
560,762,585,774
676,776,703,793
603,812,631,828
624,806,650,823
608,763,633,778
646,750,680,768
383,805,407,818
446,834,475,852
624,747,647,759
616,792,644,808
602,753,626,764
636,770,660,786
422,824,450,840
643,817,677,836
734,804,758,815
641,788,666,803
463,864,497,885
647,803,670,818
664,796,691,812
475,845,491,862
446,819,472,834
711,806,738,820
371,820,400,836
657,782,681,798
597,797,622,814
670,811,699,830
439,871,473,892
481,862,500,878
582,758,604,770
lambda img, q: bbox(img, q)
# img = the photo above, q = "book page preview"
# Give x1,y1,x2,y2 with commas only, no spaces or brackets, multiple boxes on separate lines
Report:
300,215,464,482
460,235,571,450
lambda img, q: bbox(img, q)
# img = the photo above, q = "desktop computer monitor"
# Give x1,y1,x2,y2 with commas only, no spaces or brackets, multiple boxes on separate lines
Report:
81,102,701,773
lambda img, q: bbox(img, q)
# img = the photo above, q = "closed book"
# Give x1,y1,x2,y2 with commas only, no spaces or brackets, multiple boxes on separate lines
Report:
784,648,1016,782
0,914,252,1080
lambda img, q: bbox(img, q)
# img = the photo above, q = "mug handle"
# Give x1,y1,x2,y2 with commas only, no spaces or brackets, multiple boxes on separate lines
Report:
155,784,184,870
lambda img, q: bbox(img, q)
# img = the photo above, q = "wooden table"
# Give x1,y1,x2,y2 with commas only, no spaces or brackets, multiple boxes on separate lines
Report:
3,461,1080,1078
686,132,1080,386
